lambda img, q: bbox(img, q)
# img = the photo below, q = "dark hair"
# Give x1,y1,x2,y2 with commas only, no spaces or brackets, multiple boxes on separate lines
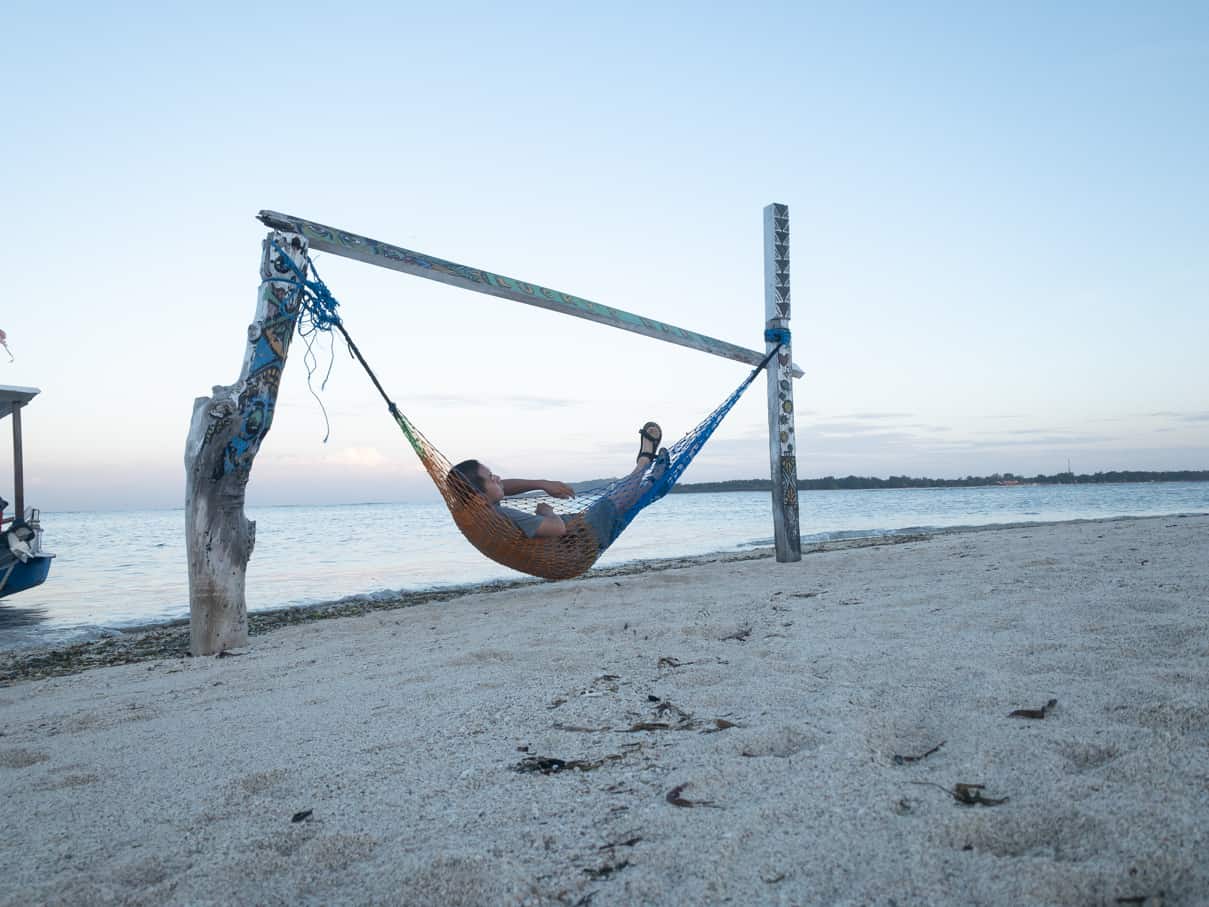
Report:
448,459,486,503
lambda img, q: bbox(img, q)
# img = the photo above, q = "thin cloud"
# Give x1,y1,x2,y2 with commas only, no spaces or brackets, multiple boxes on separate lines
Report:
902,423,952,433
329,446,391,468
811,421,916,436
837,411,916,421
970,428,1058,437
809,428,929,444
1143,411,1209,421
810,421,952,439
407,393,583,409
954,434,1120,450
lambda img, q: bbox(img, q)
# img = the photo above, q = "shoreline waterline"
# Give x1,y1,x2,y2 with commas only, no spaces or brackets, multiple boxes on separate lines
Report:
5,479,1208,651
3,512,1203,684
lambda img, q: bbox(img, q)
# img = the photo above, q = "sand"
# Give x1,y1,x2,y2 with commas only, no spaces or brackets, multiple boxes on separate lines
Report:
1,514,1206,906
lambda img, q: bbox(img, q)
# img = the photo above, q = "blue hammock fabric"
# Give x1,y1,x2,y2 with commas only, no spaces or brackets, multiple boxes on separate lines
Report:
587,367,765,546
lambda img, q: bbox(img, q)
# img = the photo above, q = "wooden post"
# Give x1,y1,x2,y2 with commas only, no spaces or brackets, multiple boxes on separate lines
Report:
764,203,801,562
184,232,309,655
11,403,23,520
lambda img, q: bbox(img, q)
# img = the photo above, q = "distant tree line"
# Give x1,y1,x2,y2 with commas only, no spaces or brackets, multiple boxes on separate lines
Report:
671,470,1209,494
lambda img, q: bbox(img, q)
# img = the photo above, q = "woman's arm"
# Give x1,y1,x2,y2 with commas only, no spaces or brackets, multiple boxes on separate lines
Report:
533,505,567,537
500,478,575,498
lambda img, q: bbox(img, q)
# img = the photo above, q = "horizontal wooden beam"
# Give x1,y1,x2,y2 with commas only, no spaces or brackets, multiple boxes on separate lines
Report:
257,210,803,378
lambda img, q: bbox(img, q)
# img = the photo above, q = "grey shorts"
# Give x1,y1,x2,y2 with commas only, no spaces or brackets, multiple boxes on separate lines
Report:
578,497,622,547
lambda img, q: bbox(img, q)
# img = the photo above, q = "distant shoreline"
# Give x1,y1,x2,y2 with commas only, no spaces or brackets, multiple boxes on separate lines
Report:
670,470,1209,494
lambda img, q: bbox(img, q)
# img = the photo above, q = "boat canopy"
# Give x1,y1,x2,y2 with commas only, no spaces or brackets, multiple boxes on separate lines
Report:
0,384,52,599
0,385,40,421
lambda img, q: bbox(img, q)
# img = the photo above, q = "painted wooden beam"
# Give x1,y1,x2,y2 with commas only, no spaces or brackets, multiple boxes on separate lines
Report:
764,203,802,563
257,210,803,378
184,232,310,656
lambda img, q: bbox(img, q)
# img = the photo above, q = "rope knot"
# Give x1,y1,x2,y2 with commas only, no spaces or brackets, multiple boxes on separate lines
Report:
301,278,342,332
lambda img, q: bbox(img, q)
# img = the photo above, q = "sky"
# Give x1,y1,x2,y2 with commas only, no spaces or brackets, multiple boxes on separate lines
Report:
2,1,1206,512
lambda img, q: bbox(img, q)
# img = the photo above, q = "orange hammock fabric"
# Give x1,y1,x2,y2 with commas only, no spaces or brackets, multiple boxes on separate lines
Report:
410,428,602,580
449,499,602,581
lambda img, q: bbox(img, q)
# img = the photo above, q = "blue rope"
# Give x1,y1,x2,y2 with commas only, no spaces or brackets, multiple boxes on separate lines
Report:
764,326,791,345
267,242,343,333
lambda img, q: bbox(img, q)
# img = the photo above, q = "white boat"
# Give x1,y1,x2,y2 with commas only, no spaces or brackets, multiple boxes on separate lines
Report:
1,385,53,599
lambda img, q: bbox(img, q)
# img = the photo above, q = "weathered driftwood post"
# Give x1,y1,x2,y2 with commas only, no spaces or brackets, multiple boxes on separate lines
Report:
764,203,801,562
184,232,309,655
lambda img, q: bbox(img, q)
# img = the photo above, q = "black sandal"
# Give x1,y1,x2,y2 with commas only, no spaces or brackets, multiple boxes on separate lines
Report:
637,422,662,465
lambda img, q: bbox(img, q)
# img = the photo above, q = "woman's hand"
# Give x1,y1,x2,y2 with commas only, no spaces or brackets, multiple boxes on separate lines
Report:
543,481,575,499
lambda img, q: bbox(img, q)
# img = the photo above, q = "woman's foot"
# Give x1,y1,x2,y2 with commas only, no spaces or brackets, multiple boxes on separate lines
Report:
636,422,662,465
648,447,670,481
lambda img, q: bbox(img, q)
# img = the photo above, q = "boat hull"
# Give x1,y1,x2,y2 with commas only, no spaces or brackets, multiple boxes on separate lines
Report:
0,554,53,599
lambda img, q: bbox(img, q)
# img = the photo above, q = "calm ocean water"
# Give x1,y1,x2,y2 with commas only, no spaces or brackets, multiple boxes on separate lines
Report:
2,482,1206,651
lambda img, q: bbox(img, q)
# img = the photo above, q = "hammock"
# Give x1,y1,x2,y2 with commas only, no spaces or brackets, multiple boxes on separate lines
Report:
273,250,782,580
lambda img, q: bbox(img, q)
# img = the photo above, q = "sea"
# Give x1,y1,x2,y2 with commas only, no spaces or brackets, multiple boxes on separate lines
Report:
2,481,1206,652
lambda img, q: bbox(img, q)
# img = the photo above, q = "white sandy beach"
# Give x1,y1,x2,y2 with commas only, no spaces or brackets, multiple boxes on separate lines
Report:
1,514,1206,906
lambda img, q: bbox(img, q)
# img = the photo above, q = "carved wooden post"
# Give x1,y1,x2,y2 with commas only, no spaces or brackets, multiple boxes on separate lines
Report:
764,203,801,562
184,232,309,655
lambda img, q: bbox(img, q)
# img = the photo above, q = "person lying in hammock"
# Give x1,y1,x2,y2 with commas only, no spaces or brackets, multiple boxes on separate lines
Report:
449,422,668,543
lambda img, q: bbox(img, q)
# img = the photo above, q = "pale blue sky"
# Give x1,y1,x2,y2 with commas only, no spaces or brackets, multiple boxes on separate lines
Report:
3,2,1206,511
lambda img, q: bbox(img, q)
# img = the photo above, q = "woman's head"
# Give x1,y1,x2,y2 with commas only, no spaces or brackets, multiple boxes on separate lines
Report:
449,459,504,504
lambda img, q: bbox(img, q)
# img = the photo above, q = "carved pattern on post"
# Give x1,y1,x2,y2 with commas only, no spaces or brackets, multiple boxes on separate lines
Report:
765,203,801,562
184,233,309,655
772,204,791,320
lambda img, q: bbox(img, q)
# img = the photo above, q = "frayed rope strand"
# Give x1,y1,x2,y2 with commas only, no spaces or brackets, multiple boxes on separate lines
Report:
264,242,403,441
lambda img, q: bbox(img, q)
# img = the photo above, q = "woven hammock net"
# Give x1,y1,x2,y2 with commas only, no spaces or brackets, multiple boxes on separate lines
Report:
274,246,776,581
390,370,761,580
